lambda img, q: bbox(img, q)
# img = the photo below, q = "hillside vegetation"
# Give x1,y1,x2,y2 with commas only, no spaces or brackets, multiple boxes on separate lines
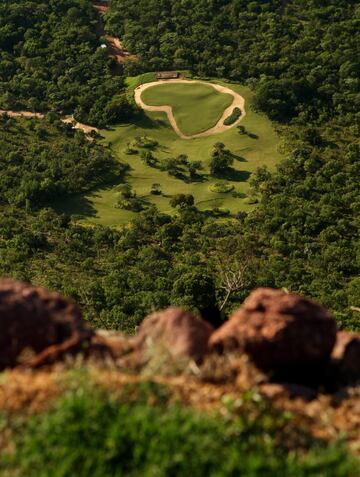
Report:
0,115,124,207
0,1,359,472
0,0,359,331
0,0,134,127
1,375,357,477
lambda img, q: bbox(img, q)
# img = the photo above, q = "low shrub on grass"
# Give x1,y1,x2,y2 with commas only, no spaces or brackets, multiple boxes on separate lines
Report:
1,383,358,477
210,182,235,194
133,136,158,149
224,107,242,126
232,191,247,198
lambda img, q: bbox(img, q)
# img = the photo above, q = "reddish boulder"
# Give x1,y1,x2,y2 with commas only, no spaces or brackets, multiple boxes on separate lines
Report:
259,383,317,401
210,288,337,372
133,307,214,363
332,331,360,383
0,278,94,369
93,330,133,359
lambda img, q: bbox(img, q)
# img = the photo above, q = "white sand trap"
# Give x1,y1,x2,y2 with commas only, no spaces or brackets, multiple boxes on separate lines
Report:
134,80,246,140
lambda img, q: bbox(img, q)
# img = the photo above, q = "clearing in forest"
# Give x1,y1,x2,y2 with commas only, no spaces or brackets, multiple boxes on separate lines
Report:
137,80,244,138
54,75,282,227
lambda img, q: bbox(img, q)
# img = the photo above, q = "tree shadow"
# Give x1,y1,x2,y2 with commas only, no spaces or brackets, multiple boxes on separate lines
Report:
230,152,247,162
51,194,98,219
216,168,251,182
187,173,208,183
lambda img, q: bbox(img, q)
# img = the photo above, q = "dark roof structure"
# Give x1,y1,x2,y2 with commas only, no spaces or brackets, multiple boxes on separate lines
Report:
156,71,181,80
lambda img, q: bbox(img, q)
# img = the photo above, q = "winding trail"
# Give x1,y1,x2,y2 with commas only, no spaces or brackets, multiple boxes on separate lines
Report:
93,2,137,63
0,110,98,135
134,80,246,140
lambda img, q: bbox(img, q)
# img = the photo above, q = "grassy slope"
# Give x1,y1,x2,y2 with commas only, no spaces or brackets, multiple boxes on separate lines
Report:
1,372,358,477
141,82,233,136
56,78,282,227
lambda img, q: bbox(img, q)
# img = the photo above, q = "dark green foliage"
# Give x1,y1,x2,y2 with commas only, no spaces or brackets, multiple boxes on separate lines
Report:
224,107,242,126
2,383,358,477
0,0,359,335
116,184,149,212
0,206,223,331
0,117,123,207
107,0,359,123
210,143,234,175
0,0,130,126
246,141,360,327
170,194,195,209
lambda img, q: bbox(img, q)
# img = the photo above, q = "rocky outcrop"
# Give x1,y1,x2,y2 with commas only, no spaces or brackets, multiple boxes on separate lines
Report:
210,288,337,375
259,383,318,401
0,278,95,369
93,330,134,360
132,307,214,364
1,279,358,395
332,331,360,383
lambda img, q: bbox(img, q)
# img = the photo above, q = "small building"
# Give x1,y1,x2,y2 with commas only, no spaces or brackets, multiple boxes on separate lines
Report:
156,71,181,80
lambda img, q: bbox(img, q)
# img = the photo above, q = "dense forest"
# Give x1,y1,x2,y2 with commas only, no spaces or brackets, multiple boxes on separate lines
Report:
0,0,136,126
0,0,359,332
107,0,359,124
0,115,125,207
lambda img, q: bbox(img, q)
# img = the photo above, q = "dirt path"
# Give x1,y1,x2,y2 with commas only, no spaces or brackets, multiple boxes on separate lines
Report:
0,110,98,135
93,2,137,63
134,80,246,140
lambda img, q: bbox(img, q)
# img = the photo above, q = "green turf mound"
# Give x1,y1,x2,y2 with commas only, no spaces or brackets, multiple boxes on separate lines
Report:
210,182,235,193
141,82,233,136
224,107,242,126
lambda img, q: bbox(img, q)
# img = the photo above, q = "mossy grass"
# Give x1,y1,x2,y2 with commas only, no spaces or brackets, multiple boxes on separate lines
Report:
1,377,358,477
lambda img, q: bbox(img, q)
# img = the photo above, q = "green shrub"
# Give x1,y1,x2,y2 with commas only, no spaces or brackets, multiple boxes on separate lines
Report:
134,136,158,149
209,182,235,193
224,107,242,126
2,384,358,477
232,191,247,198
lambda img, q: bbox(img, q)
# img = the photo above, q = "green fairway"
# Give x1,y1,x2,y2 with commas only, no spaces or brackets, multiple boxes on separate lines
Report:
55,76,282,227
141,82,233,136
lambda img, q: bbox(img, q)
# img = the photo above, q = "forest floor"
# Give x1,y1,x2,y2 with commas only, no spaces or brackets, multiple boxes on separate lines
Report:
135,80,246,139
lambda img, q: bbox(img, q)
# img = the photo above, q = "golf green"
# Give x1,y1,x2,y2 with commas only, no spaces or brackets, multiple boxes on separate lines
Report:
141,82,233,136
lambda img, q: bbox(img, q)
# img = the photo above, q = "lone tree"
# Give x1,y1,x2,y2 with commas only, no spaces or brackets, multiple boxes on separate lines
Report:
210,143,234,175
170,194,194,209
150,183,161,195
141,150,157,166
188,160,203,179
218,260,249,311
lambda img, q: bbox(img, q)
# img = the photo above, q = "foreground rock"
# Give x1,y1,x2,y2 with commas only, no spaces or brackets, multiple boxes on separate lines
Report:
331,331,360,384
133,307,214,364
259,383,318,401
210,288,337,374
93,330,133,359
0,279,94,369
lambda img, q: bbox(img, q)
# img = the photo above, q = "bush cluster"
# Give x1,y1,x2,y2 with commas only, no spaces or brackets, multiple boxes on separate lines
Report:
223,107,242,126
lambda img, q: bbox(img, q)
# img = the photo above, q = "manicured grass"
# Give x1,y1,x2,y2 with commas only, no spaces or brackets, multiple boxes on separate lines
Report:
125,72,157,90
141,82,233,136
55,76,283,227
